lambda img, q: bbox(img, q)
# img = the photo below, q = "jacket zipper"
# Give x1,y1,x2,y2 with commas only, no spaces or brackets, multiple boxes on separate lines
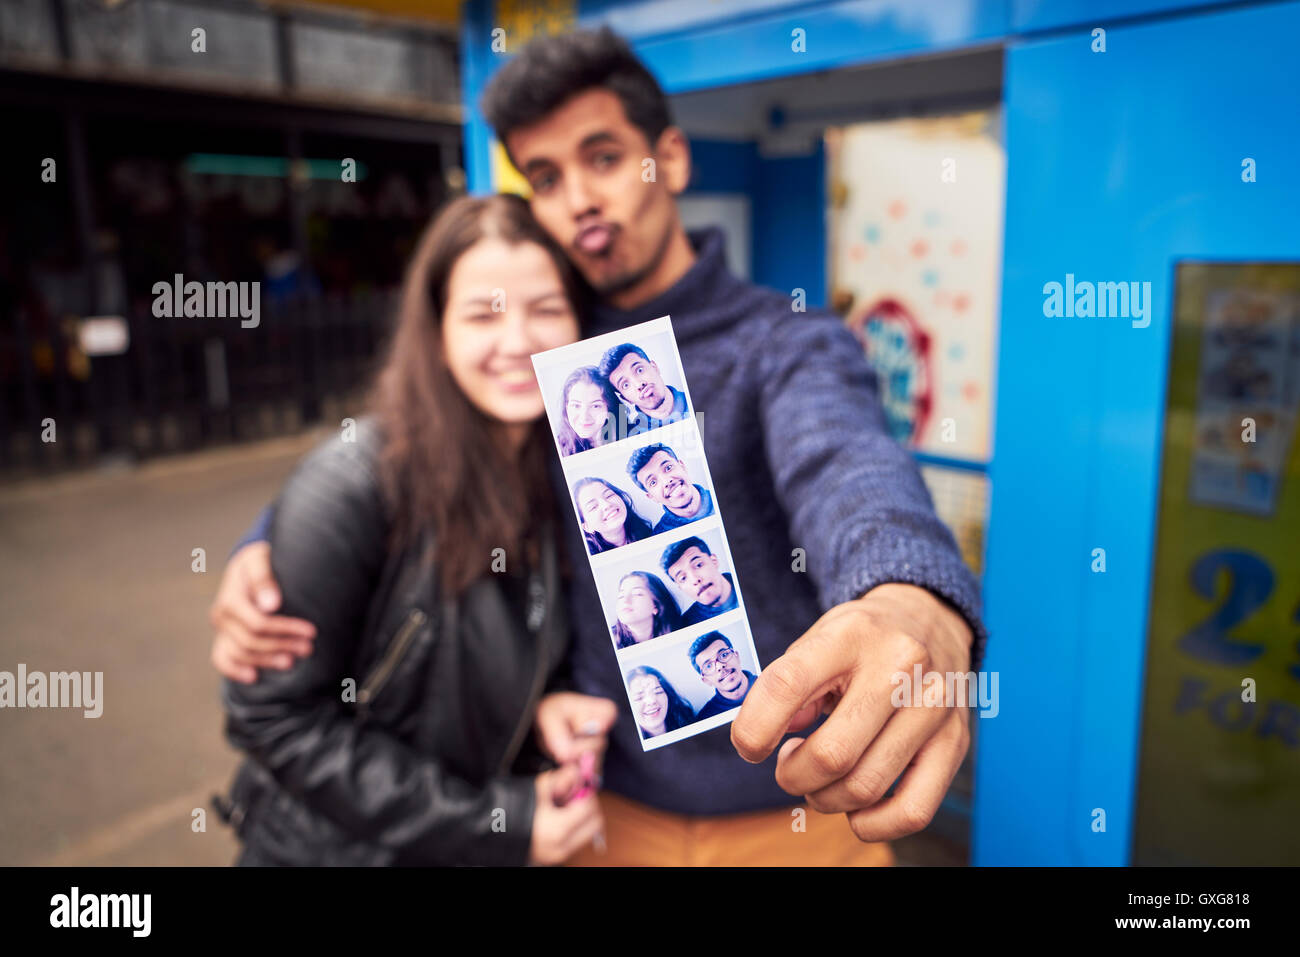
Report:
495,567,551,777
357,608,427,716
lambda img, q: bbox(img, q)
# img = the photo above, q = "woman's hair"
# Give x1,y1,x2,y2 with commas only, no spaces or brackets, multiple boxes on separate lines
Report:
556,366,621,456
611,571,683,649
368,193,587,597
624,666,696,739
572,477,653,554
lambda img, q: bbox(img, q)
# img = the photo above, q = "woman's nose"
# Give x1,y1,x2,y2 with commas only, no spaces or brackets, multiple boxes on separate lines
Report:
497,309,531,355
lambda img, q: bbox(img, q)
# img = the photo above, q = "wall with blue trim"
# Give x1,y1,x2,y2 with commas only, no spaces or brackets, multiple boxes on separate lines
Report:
978,0,1300,865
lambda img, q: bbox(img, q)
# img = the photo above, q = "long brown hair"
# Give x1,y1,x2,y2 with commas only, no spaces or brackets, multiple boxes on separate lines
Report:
368,193,586,597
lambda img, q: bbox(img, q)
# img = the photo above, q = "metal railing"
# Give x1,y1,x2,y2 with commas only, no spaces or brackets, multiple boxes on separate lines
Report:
2,288,398,478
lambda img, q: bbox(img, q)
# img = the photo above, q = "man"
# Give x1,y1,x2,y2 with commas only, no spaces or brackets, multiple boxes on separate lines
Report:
661,536,738,625
627,443,712,532
598,342,688,432
211,26,985,866
690,632,755,720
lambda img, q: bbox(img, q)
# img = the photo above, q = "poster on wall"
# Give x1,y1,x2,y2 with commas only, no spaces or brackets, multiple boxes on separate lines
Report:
1134,261,1300,866
1187,283,1300,515
826,110,1004,463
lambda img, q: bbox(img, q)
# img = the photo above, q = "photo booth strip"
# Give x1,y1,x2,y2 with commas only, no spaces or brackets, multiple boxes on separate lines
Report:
532,315,763,750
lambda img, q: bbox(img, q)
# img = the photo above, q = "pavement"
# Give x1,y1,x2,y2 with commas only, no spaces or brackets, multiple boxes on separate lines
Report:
0,431,967,866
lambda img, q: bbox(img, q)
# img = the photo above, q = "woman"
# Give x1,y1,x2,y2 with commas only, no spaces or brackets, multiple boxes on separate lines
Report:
625,666,696,740
219,194,605,867
610,571,682,649
556,366,621,456
572,476,653,554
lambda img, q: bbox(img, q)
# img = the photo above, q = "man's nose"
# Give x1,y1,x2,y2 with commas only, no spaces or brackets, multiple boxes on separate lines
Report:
564,172,598,218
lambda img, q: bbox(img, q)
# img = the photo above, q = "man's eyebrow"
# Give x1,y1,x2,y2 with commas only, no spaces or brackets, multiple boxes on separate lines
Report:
579,131,621,152
520,131,621,175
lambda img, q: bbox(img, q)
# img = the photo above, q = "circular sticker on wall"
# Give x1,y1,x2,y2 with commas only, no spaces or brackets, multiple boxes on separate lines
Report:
846,297,933,446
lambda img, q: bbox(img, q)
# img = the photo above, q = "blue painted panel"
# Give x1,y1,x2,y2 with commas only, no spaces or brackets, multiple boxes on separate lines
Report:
461,0,496,194
591,0,1012,93
1012,0,1252,33
976,0,1300,865
753,146,826,307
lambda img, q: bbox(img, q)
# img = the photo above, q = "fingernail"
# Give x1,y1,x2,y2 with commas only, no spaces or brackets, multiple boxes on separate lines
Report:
277,655,292,668
581,720,600,735
256,589,278,612
593,831,607,854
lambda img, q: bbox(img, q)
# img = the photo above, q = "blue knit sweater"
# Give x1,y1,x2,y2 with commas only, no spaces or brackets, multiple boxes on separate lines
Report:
556,227,985,815
241,226,985,817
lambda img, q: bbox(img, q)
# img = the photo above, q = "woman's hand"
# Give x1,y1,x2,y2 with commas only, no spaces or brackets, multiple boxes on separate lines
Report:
534,692,618,765
528,766,605,865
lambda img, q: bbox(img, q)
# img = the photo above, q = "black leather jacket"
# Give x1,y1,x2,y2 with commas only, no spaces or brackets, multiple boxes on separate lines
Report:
217,419,570,865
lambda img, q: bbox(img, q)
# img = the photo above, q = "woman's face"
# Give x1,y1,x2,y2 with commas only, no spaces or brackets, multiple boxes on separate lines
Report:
629,674,669,736
565,380,610,440
578,483,628,539
442,238,579,425
616,575,657,628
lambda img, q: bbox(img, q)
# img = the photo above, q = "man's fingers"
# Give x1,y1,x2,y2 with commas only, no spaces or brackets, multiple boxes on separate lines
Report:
218,615,313,657
843,710,969,842
211,637,257,684
773,675,893,796
804,699,942,814
218,598,316,644
731,625,856,763
237,543,282,614
215,629,296,672
785,700,822,735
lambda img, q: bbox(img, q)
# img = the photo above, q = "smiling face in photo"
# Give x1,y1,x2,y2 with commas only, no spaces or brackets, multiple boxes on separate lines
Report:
609,351,670,416
667,546,729,607
635,450,698,513
628,674,669,736
693,638,746,698
577,481,628,540
564,378,610,441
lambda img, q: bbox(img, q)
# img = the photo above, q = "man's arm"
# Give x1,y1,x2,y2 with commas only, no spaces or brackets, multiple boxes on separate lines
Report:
756,310,984,662
731,308,985,842
210,504,316,684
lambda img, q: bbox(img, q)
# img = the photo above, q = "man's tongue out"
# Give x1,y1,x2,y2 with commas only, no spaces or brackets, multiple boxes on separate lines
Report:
577,224,613,255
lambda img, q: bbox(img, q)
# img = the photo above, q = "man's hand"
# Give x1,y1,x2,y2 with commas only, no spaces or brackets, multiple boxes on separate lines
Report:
209,542,316,683
535,692,618,766
731,582,974,842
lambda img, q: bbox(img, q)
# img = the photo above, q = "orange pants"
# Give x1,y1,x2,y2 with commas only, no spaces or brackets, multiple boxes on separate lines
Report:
565,791,895,867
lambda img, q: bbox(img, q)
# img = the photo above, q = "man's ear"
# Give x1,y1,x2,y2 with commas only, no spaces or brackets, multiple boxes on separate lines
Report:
654,126,692,195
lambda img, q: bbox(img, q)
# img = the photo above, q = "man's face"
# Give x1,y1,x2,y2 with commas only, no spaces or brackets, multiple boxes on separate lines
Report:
667,546,727,607
636,450,695,510
693,639,746,698
610,351,669,414
507,89,686,300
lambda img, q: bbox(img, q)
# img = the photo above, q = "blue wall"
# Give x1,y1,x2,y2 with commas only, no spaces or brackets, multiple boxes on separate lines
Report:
977,0,1300,865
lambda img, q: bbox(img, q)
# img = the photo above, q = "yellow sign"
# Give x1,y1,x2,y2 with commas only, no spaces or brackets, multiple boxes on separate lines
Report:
1134,262,1300,865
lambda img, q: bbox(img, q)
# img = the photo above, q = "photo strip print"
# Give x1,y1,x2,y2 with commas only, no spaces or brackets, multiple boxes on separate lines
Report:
532,315,762,749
